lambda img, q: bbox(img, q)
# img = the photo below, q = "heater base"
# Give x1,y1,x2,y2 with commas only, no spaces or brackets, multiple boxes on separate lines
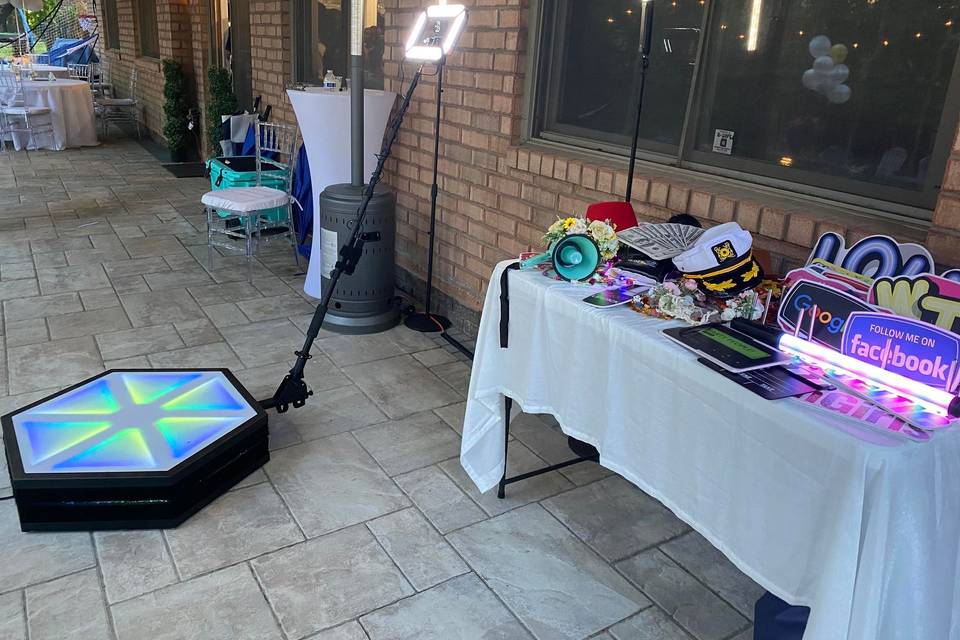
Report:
2,369,268,532
404,312,452,333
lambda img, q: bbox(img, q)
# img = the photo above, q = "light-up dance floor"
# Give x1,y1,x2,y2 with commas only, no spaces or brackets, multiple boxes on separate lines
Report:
2,369,268,531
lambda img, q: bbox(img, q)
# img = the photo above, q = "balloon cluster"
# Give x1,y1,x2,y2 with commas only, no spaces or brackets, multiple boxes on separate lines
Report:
801,35,852,104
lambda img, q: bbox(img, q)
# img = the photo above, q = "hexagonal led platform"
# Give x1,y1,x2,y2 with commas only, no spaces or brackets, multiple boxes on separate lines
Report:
1,369,268,531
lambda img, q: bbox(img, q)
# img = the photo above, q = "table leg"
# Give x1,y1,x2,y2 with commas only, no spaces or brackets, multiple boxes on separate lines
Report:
497,396,513,499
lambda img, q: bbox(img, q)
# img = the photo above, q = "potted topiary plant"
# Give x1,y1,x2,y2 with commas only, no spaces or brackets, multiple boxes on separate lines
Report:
162,59,192,163
206,66,238,158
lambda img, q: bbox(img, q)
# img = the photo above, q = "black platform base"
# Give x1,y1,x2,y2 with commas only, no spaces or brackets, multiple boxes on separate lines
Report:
404,312,452,333
11,429,268,532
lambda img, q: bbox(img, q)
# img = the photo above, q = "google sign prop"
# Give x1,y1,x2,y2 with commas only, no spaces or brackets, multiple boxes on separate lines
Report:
778,276,880,350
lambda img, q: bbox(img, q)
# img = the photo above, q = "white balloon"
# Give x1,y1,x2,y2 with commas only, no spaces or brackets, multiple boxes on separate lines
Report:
827,83,852,104
813,55,835,73
809,35,832,58
828,64,849,84
802,69,822,91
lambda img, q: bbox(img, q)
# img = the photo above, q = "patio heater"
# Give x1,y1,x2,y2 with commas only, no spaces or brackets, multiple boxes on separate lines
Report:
317,0,400,334
0,0,467,532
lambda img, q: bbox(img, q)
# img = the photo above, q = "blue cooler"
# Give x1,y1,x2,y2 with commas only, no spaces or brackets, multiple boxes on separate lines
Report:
205,156,288,224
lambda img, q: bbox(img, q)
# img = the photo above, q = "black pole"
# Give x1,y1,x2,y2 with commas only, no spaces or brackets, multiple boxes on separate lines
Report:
625,0,654,203
349,1,364,187
262,66,424,413
405,60,452,333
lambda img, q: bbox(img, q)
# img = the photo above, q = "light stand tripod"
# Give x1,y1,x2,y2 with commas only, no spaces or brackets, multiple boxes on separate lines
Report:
261,66,426,412
404,58,452,333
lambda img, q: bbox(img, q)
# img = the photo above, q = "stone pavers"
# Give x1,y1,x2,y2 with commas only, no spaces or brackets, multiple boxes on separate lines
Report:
0,140,759,639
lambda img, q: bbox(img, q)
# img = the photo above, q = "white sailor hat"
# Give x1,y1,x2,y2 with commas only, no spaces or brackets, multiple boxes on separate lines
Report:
672,222,763,297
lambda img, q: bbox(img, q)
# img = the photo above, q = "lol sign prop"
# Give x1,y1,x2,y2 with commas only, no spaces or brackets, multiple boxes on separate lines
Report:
841,312,960,392
807,232,960,280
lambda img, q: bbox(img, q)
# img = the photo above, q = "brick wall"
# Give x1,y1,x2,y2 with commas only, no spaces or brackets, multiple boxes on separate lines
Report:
377,0,955,327
95,0,959,332
250,0,294,125
96,0,203,141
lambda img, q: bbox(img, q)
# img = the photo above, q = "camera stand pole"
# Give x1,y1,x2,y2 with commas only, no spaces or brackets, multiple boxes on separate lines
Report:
261,66,425,413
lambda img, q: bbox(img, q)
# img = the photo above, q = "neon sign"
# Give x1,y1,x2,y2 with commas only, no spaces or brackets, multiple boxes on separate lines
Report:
840,312,960,391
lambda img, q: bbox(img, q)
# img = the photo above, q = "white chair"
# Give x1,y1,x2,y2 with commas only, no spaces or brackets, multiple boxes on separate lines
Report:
96,67,139,138
202,121,301,280
0,71,53,151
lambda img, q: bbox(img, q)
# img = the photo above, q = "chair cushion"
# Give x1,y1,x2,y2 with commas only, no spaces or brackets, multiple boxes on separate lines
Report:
202,186,290,213
97,97,136,107
2,105,50,116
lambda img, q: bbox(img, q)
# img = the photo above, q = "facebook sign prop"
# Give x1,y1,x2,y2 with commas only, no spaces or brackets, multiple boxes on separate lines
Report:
841,312,960,391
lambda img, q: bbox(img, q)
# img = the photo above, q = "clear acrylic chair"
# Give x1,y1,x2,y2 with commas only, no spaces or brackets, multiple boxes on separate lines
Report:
89,62,113,98
96,67,139,138
0,71,53,150
67,63,91,81
201,121,301,280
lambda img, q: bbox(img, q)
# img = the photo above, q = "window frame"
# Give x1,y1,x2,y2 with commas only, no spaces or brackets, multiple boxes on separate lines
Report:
101,0,121,51
524,0,960,220
134,0,160,59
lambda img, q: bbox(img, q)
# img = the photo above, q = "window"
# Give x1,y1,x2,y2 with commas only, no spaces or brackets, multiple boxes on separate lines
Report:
532,0,960,216
293,0,384,89
102,0,120,50
135,0,160,58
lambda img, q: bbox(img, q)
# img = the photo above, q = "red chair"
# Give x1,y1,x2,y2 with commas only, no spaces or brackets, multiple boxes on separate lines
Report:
585,201,638,231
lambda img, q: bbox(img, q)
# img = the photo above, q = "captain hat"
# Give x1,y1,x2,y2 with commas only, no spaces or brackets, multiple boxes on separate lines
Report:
672,222,753,273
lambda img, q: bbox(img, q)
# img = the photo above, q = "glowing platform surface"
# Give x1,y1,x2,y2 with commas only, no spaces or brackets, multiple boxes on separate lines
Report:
1,369,268,532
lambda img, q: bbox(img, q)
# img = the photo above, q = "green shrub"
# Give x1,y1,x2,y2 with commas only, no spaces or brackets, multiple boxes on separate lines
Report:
206,66,238,157
161,59,190,156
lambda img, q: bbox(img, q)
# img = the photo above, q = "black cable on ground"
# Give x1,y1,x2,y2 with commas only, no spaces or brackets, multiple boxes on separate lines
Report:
441,331,474,360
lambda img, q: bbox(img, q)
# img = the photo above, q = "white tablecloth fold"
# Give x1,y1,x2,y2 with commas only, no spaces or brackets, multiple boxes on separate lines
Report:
461,261,960,640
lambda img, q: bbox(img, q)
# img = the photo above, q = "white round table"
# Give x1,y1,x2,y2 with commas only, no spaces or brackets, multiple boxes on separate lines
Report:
287,88,397,298
22,64,71,79
8,78,98,151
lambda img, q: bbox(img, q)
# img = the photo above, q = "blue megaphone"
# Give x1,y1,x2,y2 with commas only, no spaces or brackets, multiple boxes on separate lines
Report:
520,234,601,281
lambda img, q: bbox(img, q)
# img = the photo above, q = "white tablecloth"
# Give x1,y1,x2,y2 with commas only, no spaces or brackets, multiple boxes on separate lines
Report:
287,88,396,298
7,78,98,151
461,261,960,640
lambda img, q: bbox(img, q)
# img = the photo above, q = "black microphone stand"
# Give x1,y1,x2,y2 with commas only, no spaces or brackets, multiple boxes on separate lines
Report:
261,65,425,413
625,0,654,203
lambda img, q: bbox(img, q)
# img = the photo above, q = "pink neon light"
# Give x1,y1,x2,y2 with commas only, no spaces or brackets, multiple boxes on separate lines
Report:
779,333,957,415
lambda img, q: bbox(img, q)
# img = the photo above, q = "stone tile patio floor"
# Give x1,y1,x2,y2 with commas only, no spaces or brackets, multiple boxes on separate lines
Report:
0,139,764,640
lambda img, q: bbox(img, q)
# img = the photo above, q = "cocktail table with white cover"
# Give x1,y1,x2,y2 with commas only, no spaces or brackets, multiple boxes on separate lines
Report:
6,77,97,150
287,88,396,298
23,65,72,79
461,261,960,640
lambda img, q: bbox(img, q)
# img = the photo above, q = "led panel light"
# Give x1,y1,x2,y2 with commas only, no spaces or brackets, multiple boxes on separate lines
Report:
2,369,268,532
404,3,467,61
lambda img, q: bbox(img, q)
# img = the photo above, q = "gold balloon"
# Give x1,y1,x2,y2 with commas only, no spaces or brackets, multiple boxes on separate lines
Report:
830,43,848,64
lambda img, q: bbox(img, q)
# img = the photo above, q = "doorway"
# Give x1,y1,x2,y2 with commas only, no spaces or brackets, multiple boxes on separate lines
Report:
230,0,253,110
